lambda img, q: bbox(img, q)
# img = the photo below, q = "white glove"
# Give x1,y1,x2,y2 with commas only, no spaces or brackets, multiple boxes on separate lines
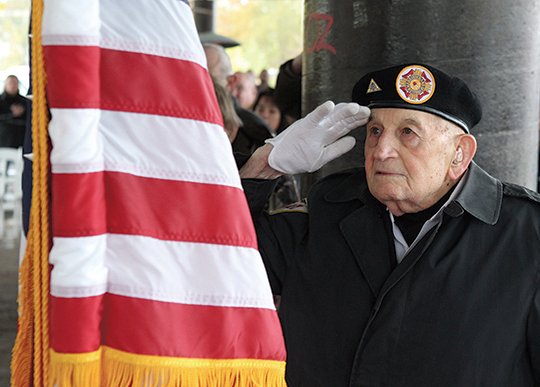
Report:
266,101,370,174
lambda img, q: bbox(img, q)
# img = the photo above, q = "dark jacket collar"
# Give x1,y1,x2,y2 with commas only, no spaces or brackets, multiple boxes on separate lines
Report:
323,161,502,225
450,161,502,225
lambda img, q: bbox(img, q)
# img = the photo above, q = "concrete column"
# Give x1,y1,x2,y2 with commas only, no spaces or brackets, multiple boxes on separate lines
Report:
303,0,540,189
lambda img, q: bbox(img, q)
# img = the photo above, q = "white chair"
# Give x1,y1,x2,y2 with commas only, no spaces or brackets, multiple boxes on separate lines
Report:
0,147,23,210
0,148,23,252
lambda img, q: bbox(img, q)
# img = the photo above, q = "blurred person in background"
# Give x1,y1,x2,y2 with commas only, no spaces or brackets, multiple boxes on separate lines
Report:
203,43,272,154
253,89,288,137
212,77,242,143
229,71,258,110
257,69,270,94
0,75,28,148
204,43,232,89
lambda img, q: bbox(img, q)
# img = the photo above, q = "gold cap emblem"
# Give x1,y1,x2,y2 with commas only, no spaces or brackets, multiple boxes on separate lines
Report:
395,65,435,104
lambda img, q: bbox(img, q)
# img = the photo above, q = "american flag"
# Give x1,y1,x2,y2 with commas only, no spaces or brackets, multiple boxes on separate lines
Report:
13,0,286,385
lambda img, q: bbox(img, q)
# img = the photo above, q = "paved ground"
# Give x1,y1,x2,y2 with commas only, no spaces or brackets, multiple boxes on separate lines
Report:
0,206,22,386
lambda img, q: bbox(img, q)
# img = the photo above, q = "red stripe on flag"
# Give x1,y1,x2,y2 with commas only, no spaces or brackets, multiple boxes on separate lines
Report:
50,295,286,360
50,295,103,353
44,45,222,125
52,171,257,248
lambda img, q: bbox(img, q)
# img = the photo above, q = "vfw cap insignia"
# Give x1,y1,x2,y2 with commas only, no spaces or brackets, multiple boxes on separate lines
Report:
395,65,436,104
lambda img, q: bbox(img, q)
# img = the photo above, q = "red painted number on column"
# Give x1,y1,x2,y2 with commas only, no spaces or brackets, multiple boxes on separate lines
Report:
306,12,337,55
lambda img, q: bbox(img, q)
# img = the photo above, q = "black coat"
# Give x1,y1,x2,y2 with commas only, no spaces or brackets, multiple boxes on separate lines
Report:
274,58,301,121
0,91,28,148
243,162,540,387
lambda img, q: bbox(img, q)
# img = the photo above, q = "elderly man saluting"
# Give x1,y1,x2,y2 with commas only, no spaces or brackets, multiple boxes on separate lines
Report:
240,63,540,387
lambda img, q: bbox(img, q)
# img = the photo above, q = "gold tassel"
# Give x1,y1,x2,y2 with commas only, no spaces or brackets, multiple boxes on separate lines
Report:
10,0,51,385
10,240,34,387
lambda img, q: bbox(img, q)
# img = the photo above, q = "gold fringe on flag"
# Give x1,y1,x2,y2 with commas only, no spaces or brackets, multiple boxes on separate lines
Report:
51,347,287,387
10,0,52,385
50,349,102,386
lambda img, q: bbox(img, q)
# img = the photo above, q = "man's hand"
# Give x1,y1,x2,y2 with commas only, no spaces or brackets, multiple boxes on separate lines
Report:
10,103,25,118
266,101,370,174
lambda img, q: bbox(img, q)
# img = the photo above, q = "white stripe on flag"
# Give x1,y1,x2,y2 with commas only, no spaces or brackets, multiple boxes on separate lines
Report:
42,0,100,37
49,109,240,187
42,0,206,68
50,235,275,310
100,0,205,66
49,234,108,294
49,108,103,169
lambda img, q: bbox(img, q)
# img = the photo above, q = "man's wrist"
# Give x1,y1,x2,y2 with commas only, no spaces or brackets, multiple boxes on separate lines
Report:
239,144,283,179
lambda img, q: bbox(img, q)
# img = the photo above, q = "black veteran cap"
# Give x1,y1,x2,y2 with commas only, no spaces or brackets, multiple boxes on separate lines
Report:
352,64,482,133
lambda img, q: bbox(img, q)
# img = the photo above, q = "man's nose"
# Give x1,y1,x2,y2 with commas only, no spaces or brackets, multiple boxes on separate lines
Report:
371,133,398,160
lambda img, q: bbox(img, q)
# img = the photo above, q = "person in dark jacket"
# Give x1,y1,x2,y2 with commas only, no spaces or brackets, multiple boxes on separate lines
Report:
274,53,302,126
239,63,540,386
0,75,28,148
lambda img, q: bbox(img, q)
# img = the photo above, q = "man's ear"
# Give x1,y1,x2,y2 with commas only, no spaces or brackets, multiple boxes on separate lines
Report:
226,74,237,91
449,134,477,180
